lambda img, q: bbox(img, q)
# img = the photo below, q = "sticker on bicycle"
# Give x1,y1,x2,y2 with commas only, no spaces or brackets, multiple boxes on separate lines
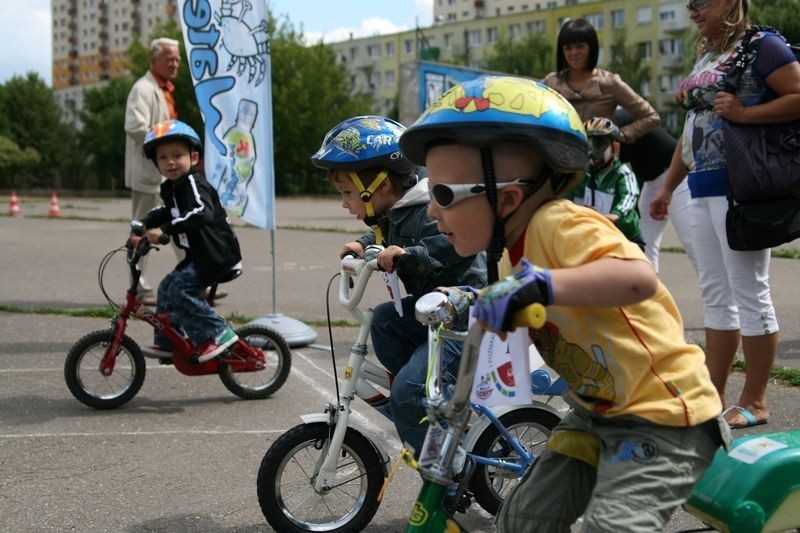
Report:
418,420,445,467
379,271,404,316
470,326,532,406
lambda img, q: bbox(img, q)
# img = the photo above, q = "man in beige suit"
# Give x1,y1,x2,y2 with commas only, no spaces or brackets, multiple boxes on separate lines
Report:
125,38,180,300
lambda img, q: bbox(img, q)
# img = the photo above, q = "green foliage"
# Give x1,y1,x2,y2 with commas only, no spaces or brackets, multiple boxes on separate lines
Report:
750,0,800,43
606,32,652,101
79,77,134,190
269,13,371,195
483,33,554,78
0,72,74,188
0,135,40,188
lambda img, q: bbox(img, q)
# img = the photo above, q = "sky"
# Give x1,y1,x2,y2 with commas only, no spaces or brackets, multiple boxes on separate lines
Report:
1,0,434,86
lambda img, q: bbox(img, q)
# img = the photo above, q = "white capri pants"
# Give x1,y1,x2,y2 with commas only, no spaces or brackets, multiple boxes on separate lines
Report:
638,171,697,273
690,195,778,336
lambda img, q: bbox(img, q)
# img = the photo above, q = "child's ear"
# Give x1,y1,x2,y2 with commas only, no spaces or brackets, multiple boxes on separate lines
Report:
498,186,526,218
191,151,201,166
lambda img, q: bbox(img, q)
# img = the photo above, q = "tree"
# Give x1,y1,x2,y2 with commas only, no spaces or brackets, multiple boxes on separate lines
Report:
483,33,554,79
751,0,800,44
268,13,370,195
79,77,134,190
0,73,73,188
606,32,652,107
0,136,40,189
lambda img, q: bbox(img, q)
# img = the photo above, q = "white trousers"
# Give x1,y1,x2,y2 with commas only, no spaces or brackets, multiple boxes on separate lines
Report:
638,172,697,273
690,195,778,336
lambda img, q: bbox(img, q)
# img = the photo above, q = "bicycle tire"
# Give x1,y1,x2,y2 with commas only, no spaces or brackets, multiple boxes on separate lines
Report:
218,324,291,399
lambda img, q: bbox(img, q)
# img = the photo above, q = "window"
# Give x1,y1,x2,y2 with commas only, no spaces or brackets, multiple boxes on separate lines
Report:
448,13,456,20
467,29,481,46
611,9,624,29
659,74,681,92
527,20,545,35
404,39,413,55
638,41,652,60
444,33,452,48
640,79,652,96
663,111,679,131
367,44,381,58
637,6,652,25
385,42,395,57
659,39,683,57
385,70,395,86
350,47,358,60
509,24,521,41
487,27,498,44
585,13,604,30
370,71,381,87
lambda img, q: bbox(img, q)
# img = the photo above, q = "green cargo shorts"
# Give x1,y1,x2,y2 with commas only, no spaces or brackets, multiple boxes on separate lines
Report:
495,407,730,532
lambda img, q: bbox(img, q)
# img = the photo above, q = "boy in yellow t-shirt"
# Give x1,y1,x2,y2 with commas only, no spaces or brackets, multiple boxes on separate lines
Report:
399,75,729,532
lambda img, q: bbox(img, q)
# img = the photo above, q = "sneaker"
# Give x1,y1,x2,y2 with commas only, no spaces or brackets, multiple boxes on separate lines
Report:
141,345,172,358
199,327,238,360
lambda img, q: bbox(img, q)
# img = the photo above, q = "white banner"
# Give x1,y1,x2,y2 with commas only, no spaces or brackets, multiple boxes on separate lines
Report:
178,0,275,229
471,326,532,407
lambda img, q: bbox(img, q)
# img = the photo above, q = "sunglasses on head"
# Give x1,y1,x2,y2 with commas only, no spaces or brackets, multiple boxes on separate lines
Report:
686,0,711,12
430,178,536,209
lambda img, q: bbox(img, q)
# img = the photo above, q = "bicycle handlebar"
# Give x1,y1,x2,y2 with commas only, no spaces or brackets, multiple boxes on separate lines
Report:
338,245,384,311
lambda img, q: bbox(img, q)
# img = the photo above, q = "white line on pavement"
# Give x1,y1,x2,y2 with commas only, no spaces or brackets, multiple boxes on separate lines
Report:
0,429,286,439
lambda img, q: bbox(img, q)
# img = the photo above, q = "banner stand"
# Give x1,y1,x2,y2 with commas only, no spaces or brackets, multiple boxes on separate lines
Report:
247,230,318,347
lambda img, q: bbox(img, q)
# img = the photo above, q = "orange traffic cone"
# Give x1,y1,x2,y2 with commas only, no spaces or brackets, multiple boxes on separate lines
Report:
9,191,21,216
48,192,61,217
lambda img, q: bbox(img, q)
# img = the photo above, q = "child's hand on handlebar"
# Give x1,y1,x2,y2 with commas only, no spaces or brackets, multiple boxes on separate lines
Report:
340,242,365,259
473,259,553,339
377,246,405,273
146,228,165,245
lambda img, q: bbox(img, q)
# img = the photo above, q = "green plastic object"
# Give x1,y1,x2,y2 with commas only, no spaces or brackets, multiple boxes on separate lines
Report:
685,430,800,533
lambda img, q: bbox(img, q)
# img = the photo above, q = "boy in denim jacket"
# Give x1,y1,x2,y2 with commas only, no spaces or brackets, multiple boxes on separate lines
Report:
312,115,486,455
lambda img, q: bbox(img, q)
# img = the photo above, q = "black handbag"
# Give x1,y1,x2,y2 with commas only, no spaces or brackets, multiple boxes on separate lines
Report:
722,26,800,205
726,194,800,251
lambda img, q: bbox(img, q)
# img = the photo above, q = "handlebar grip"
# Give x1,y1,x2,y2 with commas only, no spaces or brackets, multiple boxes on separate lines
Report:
511,303,547,330
158,233,170,245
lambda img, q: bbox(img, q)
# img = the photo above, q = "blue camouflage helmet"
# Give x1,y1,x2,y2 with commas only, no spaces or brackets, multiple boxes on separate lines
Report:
399,75,588,195
311,116,416,178
143,120,203,163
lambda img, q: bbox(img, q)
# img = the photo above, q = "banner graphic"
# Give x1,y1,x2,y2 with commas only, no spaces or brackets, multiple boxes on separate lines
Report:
179,0,275,229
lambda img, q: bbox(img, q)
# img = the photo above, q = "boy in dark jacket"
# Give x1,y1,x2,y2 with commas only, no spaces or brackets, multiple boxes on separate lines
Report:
312,115,486,455
141,120,242,360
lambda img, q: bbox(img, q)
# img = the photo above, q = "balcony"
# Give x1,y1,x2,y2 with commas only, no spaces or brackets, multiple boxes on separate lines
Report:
661,18,690,33
660,55,684,70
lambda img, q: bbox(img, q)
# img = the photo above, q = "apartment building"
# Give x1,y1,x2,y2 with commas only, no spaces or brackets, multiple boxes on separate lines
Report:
434,0,592,23
329,0,693,131
50,0,177,122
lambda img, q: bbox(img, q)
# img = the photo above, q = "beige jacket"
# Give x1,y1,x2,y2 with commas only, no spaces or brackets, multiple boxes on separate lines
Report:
543,68,659,142
124,70,170,193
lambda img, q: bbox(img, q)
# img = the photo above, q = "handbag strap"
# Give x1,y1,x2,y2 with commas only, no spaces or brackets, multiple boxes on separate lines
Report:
723,25,783,93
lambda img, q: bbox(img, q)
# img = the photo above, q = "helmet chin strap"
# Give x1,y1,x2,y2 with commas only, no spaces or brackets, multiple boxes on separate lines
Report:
349,170,389,245
480,148,504,284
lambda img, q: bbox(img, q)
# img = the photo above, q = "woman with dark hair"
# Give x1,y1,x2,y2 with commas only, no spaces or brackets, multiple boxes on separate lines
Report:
543,18,660,143
650,0,800,430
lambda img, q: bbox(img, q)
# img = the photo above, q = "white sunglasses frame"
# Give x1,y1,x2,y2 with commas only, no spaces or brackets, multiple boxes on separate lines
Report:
430,177,536,209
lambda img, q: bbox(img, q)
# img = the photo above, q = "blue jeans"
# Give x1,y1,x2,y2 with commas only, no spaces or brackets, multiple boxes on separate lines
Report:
154,264,228,349
371,297,427,375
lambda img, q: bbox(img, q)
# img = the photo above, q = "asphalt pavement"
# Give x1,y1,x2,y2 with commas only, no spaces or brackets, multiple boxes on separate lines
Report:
1,194,798,532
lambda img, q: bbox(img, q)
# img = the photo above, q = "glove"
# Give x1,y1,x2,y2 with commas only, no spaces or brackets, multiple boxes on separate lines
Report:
472,259,553,332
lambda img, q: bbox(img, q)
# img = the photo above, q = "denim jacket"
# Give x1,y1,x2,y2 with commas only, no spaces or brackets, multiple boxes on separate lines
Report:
356,178,486,296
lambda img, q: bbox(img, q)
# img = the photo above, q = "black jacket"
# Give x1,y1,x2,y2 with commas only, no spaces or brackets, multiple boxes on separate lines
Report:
144,170,242,287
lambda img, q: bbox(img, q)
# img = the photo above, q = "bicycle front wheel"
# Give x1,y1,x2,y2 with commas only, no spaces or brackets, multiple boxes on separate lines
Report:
469,407,560,515
64,330,146,409
218,324,291,399
257,423,385,532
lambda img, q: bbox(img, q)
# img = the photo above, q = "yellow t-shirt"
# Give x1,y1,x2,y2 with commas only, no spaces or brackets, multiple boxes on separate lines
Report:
500,200,721,427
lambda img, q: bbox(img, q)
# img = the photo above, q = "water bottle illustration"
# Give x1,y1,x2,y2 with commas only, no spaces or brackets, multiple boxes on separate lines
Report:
219,99,258,216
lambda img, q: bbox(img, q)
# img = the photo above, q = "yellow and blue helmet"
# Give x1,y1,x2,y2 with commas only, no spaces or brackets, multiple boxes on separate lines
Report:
399,75,587,196
143,120,202,163
311,115,416,179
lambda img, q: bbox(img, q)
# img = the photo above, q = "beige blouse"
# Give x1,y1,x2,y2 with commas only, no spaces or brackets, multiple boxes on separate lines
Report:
543,68,660,142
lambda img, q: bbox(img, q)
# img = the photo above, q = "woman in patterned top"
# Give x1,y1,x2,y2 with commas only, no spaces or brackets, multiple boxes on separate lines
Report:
650,0,800,429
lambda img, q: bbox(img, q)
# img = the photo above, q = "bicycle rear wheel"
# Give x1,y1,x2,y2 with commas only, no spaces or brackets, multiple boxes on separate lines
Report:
469,407,560,515
218,324,291,399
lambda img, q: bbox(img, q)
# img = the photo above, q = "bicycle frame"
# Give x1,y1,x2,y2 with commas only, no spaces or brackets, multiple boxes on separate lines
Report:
99,235,265,378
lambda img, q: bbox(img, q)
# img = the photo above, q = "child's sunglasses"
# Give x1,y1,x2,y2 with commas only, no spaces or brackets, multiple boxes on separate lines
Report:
430,178,536,209
686,0,711,12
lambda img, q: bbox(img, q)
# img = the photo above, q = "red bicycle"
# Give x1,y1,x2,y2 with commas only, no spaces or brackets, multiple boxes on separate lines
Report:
64,222,292,409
